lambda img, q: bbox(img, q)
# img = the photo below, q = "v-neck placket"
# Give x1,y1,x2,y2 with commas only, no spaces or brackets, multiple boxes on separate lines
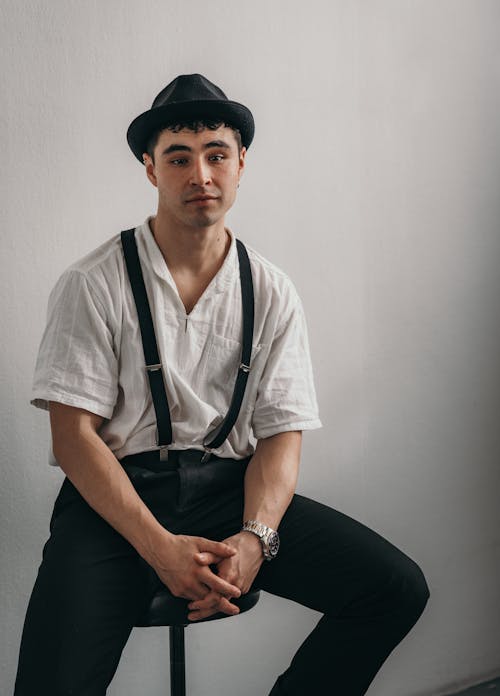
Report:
138,216,238,326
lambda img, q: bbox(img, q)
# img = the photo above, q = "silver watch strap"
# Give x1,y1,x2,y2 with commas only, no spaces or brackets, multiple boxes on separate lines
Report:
242,520,276,537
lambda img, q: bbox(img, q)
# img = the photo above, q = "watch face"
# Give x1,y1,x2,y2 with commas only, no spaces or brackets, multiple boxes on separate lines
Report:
268,531,280,557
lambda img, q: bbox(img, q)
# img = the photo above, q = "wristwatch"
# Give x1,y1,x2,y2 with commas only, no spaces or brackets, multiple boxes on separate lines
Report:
241,520,280,561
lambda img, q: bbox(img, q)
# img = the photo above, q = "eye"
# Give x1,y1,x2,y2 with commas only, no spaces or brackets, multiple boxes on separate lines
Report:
209,154,225,162
170,158,188,165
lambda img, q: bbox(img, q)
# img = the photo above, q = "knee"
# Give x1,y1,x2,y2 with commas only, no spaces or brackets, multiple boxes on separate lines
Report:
393,555,430,622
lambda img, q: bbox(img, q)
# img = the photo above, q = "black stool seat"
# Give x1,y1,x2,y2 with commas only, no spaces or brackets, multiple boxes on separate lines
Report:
134,587,261,695
136,585,261,627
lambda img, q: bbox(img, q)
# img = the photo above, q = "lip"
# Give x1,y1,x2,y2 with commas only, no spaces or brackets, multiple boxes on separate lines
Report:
186,195,218,203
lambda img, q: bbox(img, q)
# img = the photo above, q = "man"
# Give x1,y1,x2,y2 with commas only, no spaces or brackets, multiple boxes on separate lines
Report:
14,74,430,695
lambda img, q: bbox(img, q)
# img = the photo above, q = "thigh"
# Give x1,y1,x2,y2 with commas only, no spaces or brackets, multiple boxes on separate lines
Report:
15,482,152,695
252,493,425,616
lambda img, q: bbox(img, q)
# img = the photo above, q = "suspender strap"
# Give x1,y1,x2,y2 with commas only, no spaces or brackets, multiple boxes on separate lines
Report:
202,238,254,450
120,227,255,457
121,228,172,447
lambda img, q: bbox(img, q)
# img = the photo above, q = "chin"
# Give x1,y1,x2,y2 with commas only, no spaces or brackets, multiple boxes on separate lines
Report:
190,212,224,228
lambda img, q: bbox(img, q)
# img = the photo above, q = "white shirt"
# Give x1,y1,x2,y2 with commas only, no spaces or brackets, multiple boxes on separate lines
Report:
31,216,322,466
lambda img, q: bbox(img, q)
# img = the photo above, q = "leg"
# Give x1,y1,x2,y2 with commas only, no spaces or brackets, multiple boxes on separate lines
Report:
151,457,429,694
14,479,152,696
253,494,430,696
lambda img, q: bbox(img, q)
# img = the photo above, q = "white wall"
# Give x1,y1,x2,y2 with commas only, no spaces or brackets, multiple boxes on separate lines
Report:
2,1,500,694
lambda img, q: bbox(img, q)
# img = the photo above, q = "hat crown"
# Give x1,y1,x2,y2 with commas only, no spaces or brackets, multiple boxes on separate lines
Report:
152,74,228,109
127,73,254,163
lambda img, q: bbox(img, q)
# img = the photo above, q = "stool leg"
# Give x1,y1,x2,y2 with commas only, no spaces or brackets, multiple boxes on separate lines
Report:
169,626,186,696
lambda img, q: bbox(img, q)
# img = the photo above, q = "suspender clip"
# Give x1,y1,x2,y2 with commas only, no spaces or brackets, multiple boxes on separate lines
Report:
201,448,213,463
239,362,251,373
146,363,162,372
159,446,169,461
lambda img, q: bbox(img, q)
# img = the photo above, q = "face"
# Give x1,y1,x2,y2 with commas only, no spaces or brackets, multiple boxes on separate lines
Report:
143,125,246,229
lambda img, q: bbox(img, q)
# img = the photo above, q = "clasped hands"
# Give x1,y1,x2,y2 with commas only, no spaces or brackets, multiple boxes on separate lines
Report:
153,531,264,622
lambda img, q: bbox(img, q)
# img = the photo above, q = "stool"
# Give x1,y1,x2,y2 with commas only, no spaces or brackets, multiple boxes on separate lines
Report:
135,586,261,696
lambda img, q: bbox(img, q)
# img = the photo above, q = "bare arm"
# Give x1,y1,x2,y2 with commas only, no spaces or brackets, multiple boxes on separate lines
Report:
243,429,302,529
48,401,241,603
187,430,302,620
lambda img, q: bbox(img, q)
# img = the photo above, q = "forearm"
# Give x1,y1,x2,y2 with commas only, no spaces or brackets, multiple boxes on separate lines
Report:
187,432,303,617
52,419,171,566
243,430,302,530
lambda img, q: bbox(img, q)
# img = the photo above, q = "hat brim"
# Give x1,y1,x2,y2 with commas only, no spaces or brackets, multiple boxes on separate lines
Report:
127,100,254,163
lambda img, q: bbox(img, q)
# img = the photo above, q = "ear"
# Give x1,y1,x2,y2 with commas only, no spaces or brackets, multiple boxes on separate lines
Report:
143,154,158,188
238,146,246,179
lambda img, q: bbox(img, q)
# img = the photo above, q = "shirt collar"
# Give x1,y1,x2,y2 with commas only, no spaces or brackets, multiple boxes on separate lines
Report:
137,215,238,295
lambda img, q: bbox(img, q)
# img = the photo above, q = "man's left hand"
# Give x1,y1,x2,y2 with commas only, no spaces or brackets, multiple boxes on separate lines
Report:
187,531,264,621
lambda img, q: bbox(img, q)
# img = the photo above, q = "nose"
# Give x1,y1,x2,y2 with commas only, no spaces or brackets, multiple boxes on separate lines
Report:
189,157,212,187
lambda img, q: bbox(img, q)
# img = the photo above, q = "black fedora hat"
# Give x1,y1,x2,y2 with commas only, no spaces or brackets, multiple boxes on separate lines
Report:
126,73,255,164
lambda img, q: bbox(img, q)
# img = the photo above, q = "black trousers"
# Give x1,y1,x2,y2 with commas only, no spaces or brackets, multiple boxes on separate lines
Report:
14,450,430,695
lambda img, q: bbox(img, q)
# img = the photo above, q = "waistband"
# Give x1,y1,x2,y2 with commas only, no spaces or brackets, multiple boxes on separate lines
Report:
119,448,250,473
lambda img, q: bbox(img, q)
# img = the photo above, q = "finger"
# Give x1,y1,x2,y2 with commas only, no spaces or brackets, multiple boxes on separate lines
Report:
201,539,237,558
187,592,220,620
191,590,233,609
188,591,220,612
218,596,240,615
188,607,218,621
203,571,241,598
184,581,216,601
188,592,237,610
194,552,224,565
189,597,240,622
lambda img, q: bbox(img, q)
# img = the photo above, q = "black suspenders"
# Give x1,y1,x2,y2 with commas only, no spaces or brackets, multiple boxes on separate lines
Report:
120,227,255,462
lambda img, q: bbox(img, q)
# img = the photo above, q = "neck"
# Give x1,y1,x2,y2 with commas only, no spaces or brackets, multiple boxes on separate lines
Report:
148,210,230,275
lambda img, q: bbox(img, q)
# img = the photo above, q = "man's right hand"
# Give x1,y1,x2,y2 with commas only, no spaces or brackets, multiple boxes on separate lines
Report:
149,533,242,604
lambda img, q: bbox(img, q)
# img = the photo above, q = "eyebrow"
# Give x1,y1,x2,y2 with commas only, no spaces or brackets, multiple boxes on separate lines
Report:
161,140,232,156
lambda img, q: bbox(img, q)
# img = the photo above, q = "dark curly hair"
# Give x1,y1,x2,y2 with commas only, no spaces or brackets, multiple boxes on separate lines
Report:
145,118,243,164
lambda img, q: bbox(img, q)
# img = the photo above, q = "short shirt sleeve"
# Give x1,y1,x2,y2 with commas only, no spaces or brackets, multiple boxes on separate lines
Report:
31,268,118,418
251,280,322,439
